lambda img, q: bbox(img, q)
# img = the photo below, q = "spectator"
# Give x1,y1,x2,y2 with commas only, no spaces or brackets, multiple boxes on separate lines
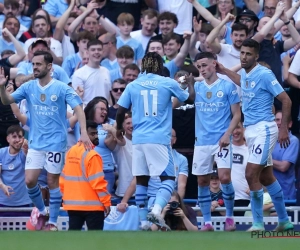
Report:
151,190,198,231
272,110,299,200
99,12,144,66
122,63,140,84
24,15,63,65
16,0,31,29
53,0,78,60
231,121,250,216
15,39,70,86
287,50,300,135
109,45,134,83
72,40,111,106
109,78,127,120
84,97,116,194
42,0,69,26
0,27,25,59
60,120,111,231
235,9,259,38
19,8,53,43
0,18,25,52
99,32,118,71
0,125,31,216
62,30,94,78
157,0,193,34
206,14,248,88
209,169,226,217
130,9,158,51
0,0,28,39
151,11,183,45
214,0,237,22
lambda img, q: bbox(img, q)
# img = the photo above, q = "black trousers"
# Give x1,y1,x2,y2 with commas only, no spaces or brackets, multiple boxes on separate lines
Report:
68,210,105,230
234,200,250,216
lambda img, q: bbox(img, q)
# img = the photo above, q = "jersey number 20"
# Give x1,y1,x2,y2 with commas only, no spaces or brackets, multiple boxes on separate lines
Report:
141,90,158,117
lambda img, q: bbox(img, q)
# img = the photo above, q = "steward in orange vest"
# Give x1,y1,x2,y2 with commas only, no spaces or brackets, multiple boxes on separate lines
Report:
60,121,111,230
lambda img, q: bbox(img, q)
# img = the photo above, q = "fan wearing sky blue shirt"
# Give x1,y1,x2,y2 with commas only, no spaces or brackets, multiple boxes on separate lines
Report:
0,125,31,212
115,52,195,231
0,51,93,231
217,38,293,232
192,52,241,232
16,40,70,87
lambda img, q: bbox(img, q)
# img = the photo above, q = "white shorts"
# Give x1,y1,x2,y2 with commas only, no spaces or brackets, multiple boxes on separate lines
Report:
25,149,65,174
192,144,232,175
132,144,175,177
244,121,278,166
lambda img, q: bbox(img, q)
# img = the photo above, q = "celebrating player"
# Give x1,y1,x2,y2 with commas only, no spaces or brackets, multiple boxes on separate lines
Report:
217,39,293,232
192,52,241,231
0,51,92,231
115,52,195,230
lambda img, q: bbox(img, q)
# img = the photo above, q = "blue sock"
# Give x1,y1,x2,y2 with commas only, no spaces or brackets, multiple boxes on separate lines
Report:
136,185,148,222
221,182,235,217
27,185,46,213
266,180,289,223
155,179,175,209
49,188,62,225
250,188,264,224
198,186,211,223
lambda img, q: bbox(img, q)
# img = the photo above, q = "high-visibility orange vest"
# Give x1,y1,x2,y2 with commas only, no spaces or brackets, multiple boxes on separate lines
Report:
59,143,111,211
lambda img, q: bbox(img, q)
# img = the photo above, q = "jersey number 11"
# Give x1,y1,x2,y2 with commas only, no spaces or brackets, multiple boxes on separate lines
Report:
141,90,158,117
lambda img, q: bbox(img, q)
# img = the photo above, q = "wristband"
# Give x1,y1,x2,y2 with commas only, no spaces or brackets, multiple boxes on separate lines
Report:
284,20,290,25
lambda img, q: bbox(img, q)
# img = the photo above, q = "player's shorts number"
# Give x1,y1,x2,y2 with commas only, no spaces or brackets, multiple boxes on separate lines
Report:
217,148,229,158
252,144,262,154
141,90,158,117
48,152,62,163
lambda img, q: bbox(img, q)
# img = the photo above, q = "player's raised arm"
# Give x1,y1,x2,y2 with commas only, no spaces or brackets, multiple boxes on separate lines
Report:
0,67,16,105
184,73,195,104
216,62,241,86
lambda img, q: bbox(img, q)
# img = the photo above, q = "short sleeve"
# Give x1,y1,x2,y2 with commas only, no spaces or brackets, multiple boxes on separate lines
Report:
56,66,71,84
136,42,145,61
64,86,82,109
11,83,27,103
17,62,28,75
62,58,72,78
51,39,63,57
169,79,189,103
227,83,240,105
117,84,132,109
43,0,57,16
164,60,180,78
72,71,84,90
281,137,299,164
263,70,284,97
178,154,188,176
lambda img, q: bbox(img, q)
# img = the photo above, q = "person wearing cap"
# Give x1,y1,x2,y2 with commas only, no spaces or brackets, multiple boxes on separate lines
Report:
209,169,226,217
15,39,71,87
24,15,63,66
235,9,259,38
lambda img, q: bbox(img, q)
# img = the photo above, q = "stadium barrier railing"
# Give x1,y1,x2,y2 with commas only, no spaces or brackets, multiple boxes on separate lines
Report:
0,206,300,231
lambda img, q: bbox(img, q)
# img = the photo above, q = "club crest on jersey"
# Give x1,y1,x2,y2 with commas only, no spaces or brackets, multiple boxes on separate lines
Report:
206,92,212,99
250,81,256,88
245,81,249,88
217,91,224,98
8,164,14,170
40,94,46,102
51,95,57,102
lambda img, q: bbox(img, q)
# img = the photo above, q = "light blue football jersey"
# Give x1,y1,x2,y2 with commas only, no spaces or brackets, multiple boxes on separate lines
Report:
101,58,119,71
194,78,240,146
240,64,284,127
118,72,189,145
0,147,31,206
11,79,82,152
